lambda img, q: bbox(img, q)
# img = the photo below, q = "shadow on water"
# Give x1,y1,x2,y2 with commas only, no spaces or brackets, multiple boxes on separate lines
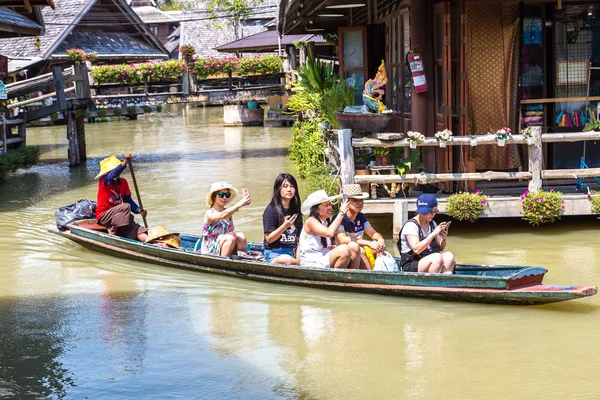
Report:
0,147,288,213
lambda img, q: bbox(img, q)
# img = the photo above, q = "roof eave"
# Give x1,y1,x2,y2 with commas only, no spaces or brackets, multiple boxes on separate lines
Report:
0,22,43,37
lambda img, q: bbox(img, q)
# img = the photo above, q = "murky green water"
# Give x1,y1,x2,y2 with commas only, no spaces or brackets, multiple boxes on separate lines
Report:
1,105,599,399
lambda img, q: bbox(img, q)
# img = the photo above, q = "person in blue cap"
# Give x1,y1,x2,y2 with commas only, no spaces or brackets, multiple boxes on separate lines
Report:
397,194,454,273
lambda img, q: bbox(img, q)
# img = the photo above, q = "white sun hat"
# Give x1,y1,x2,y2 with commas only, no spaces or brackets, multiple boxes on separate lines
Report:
206,181,238,207
300,189,341,215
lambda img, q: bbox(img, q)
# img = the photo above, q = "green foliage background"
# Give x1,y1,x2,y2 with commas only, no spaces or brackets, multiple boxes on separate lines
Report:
0,147,40,182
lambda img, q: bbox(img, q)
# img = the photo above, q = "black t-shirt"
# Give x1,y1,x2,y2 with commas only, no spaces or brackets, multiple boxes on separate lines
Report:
263,204,299,249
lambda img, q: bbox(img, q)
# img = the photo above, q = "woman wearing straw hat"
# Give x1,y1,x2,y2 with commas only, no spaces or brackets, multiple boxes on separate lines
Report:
146,225,181,249
335,184,386,270
298,190,361,269
199,181,251,257
95,153,148,241
397,194,454,273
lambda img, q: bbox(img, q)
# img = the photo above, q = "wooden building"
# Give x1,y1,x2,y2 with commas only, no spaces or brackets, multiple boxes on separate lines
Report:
0,0,169,77
279,0,600,192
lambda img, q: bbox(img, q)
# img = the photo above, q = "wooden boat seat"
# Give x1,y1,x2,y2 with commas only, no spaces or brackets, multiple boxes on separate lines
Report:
77,223,108,231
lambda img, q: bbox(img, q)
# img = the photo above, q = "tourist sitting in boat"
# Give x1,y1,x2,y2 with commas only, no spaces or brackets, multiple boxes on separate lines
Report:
398,194,455,273
263,173,302,265
335,184,386,270
298,190,361,269
95,153,148,242
199,181,251,257
146,225,181,249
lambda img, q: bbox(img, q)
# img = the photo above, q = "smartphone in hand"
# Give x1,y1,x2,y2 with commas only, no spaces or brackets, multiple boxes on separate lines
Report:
444,221,452,232
242,188,250,198
342,193,348,202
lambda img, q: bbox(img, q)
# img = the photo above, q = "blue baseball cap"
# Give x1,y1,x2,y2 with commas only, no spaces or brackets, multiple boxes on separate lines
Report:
415,194,438,214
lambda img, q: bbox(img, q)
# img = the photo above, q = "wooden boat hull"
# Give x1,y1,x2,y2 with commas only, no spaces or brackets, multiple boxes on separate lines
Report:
48,224,597,305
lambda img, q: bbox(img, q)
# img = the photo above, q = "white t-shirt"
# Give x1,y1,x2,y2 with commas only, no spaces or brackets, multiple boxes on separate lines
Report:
399,220,438,254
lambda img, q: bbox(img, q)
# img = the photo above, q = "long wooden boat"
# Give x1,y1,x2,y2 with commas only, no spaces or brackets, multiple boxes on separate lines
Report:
48,220,597,305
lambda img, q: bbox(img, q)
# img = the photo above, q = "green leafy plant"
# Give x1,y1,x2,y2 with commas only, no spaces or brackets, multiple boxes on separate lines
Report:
446,191,488,222
288,120,327,179
583,121,600,132
179,44,196,65
589,190,600,218
85,52,98,64
320,82,354,129
0,146,40,182
296,53,336,95
304,169,341,195
156,104,163,113
96,108,107,118
237,55,282,76
127,106,137,116
373,147,390,155
293,40,308,49
66,48,86,64
50,113,59,124
113,108,123,117
143,106,153,113
521,189,563,226
395,150,423,175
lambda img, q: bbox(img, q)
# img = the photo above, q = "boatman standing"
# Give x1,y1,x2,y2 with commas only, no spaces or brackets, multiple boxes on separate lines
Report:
95,153,148,242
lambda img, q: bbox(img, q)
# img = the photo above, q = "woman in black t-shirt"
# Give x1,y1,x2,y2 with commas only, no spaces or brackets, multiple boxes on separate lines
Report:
263,173,302,264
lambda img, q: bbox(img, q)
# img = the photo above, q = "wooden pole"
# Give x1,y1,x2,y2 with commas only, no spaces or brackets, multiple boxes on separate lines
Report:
75,109,86,162
128,161,148,228
65,110,80,166
337,129,355,185
392,200,408,244
528,126,542,192
1,114,6,155
53,66,67,111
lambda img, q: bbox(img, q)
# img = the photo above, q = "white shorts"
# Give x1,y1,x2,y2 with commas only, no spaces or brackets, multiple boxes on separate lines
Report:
300,252,331,269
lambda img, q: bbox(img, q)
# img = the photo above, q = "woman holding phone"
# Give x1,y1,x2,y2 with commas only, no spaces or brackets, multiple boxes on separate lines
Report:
397,194,455,273
200,181,251,257
262,173,303,264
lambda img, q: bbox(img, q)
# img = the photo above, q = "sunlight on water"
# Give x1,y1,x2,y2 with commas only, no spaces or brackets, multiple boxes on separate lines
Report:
1,105,599,399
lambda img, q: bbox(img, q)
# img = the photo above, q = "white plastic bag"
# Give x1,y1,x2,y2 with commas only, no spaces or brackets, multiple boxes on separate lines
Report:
373,251,399,272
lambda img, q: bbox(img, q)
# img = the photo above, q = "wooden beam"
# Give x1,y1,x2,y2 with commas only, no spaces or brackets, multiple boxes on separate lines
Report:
521,96,600,104
541,168,600,180
23,0,33,13
354,171,533,184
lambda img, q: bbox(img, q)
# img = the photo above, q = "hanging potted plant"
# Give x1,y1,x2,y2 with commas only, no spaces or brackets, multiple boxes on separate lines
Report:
521,127,535,145
520,189,564,225
493,127,512,147
406,131,425,149
445,191,489,222
434,129,453,148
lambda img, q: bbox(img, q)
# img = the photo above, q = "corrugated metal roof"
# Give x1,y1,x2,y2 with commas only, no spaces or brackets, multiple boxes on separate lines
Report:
216,29,325,52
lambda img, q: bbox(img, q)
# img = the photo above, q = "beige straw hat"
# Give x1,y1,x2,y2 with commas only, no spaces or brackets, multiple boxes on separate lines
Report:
342,184,369,199
206,181,238,207
94,156,122,180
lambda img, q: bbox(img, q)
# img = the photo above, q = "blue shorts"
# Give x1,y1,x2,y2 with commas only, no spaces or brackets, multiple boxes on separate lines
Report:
264,247,296,263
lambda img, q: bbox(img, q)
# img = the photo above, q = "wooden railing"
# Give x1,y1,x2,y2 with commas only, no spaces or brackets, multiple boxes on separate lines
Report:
336,127,600,192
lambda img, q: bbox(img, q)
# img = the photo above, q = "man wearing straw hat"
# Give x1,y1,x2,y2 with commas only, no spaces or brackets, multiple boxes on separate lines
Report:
335,184,386,269
95,153,148,242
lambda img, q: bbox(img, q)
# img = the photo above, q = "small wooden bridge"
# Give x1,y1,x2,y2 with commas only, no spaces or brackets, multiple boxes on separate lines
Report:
3,64,92,166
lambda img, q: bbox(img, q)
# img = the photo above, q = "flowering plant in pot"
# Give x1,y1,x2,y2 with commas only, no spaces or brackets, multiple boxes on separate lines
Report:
445,190,488,222
520,189,563,226
493,127,512,147
406,131,425,149
434,129,453,148
520,127,535,145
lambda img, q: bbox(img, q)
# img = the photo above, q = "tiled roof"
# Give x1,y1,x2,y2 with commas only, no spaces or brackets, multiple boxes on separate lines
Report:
54,31,168,58
133,6,176,23
0,0,167,61
0,8,44,31
216,29,325,52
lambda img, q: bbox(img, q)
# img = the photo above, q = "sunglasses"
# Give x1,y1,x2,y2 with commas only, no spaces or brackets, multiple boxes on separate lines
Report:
217,191,231,198
429,209,439,214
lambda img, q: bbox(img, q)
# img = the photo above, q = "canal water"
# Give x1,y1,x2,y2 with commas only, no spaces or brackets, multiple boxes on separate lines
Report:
1,105,599,399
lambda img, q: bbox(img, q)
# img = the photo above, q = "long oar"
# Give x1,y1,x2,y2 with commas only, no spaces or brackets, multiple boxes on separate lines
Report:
128,160,148,228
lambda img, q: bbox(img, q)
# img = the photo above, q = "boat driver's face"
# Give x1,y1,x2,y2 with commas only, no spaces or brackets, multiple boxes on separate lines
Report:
349,198,364,212
279,179,296,200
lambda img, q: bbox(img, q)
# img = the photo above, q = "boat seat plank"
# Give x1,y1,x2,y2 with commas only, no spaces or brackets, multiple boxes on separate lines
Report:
77,223,108,231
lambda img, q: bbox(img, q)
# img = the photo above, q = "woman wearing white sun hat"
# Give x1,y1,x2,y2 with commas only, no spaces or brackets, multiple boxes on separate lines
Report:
199,181,251,257
298,190,361,269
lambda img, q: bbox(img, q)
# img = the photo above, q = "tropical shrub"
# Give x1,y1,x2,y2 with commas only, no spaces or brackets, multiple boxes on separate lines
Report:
394,150,423,175
85,52,98,64
304,169,340,194
96,108,107,118
143,105,153,113
589,190,600,218
320,82,354,129
521,189,563,226
296,53,336,95
113,108,123,117
286,89,321,120
156,104,163,113
0,146,40,182
288,120,327,179
126,106,137,116
445,191,488,222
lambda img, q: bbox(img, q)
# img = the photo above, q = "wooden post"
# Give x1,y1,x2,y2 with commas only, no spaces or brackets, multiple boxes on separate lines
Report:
182,71,190,95
74,63,91,99
53,66,67,111
18,112,26,148
528,126,542,192
228,71,233,91
392,200,408,244
337,129,354,185
1,114,6,155
75,108,86,162
66,109,80,166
